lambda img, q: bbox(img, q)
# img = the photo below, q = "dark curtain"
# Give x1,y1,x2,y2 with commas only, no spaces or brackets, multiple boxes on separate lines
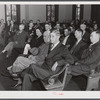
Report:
91,5,100,28
72,5,76,20
16,5,20,24
80,5,84,20
55,5,59,22
72,5,84,21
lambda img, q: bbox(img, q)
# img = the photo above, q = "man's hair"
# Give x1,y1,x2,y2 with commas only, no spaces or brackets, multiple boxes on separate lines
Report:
51,30,61,37
80,23,86,28
45,23,49,27
19,24,25,28
64,27,71,32
76,28,83,35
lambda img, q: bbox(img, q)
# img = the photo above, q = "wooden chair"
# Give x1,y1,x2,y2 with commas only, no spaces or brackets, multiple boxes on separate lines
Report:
86,69,100,91
41,64,69,91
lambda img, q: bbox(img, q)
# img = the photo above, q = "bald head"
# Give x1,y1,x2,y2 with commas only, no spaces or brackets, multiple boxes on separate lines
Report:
43,31,51,43
90,30,100,44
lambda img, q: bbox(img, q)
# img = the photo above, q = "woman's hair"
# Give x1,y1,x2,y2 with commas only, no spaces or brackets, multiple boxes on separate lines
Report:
36,28,43,34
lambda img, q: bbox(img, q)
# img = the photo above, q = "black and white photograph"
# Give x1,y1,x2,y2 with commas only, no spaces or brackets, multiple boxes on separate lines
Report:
0,1,100,98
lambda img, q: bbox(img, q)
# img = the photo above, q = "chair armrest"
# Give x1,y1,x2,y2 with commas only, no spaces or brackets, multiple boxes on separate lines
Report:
89,72,100,78
48,64,69,85
88,69,100,78
19,54,29,58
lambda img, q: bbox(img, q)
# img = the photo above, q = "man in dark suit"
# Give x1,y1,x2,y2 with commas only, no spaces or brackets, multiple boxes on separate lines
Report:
64,29,100,89
21,30,74,90
70,29,88,61
62,27,76,50
80,23,91,45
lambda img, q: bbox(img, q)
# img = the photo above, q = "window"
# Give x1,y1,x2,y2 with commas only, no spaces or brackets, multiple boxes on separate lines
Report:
76,4,81,20
72,5,83,21
46,5,58,22
5,5,20,23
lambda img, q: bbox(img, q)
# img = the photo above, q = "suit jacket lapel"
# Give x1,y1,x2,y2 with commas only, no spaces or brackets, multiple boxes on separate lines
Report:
47,42,62,59
73,40,83,52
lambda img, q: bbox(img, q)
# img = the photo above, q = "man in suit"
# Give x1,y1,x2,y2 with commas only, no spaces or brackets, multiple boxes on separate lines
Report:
70,29,88,61
62,27,76,50
21,30,74,90
1,24,29,58
64,29,100,89
80,23,91,45
7,30,51,74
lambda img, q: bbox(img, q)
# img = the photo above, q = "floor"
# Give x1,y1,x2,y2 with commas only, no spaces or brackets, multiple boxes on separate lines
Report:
0,44,93,91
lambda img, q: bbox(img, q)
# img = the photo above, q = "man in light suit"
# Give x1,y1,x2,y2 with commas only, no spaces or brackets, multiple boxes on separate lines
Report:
64,29,100,89
7,30,51,75
21,30,74,90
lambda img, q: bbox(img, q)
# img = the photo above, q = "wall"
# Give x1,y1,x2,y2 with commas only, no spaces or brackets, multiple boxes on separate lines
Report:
20,5,46,23
59,5,72,22
83,5,91,21
0,5,5,22
20,5,91,23
20,5,26,22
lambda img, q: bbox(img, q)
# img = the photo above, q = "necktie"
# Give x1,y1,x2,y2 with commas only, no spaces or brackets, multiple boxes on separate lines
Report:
48,43,54,54
70,41,78,54
89,44,92,51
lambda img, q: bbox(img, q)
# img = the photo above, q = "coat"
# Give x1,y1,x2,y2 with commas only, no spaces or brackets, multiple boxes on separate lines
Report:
21,42,74,90
71,40,88,61
71,41,100,75
13,30,29,48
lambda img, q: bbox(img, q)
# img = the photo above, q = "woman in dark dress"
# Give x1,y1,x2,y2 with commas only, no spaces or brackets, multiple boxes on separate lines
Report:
23,28,44,55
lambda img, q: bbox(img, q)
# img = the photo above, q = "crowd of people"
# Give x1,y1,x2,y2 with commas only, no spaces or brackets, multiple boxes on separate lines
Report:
0,18,100,90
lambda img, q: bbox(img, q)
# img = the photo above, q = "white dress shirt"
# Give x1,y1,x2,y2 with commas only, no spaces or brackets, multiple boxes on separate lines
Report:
50,41,60,51
62,35,69,45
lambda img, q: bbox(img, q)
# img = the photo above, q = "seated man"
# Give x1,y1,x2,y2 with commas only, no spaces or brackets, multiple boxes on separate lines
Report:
64,29,100,89
80,23,91,45
21,30,74,90
70,29,88,61
62,27,76,50
7,31,51,76
1,24,29,58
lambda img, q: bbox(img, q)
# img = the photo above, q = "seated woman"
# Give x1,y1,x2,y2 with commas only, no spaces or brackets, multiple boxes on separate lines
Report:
7,30,50,77
1,24,29,58
23,28,44,55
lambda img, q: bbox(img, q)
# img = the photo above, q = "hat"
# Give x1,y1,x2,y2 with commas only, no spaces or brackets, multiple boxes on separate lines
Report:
29,47,39,56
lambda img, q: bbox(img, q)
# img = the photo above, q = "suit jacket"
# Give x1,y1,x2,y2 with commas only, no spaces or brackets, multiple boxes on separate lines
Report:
42,42,74,73
71,40,88,61
13,30,29,48
82,31,91,45
61,33,76,50
79,41,100,70
29,43,50,66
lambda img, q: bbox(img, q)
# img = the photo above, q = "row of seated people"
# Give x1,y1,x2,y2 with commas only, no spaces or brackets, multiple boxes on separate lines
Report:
1,21,91,58
0,18,98,46
0,19,100,90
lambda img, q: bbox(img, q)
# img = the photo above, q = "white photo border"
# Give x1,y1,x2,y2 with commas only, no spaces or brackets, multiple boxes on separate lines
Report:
0,1,100,98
